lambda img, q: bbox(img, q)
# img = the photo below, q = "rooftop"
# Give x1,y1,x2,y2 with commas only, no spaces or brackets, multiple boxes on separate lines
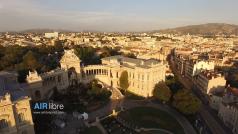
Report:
102,55,162,69
199,70,223,80
0,71,28,101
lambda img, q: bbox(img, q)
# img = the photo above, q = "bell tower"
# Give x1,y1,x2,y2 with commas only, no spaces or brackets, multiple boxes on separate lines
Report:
60,49,81,73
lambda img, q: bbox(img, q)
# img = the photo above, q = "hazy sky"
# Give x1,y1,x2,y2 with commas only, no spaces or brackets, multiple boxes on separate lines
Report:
0,0,237,32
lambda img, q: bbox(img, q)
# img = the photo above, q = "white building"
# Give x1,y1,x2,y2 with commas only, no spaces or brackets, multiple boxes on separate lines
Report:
25,49,166,100
60,50,166,97
45,32,58,38
185,60,214,80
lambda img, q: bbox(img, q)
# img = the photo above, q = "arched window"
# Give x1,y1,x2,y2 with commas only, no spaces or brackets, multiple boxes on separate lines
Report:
18,113,25,123
0,119,9,129
110,70,113,78
57,75,61,83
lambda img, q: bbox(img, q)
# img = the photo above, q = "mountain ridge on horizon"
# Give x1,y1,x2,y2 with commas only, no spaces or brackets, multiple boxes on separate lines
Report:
3,23,238,35
157,23,238,35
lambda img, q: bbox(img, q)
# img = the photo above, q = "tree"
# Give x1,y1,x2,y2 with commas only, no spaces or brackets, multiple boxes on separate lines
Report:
173,90,201,115
102,46,121,56
54,40,64,52
0,45,26,70
165,75,183,94
0,45,5,59
74,46,100,65
119,71,129,91
87,80,101,96
100,50,111,58
87,80,111,101
153,82,172,102
22,51,41,70
17,69,28,83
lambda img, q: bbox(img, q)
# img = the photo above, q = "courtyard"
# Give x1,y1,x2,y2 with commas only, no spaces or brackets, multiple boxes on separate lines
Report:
118,107,185,134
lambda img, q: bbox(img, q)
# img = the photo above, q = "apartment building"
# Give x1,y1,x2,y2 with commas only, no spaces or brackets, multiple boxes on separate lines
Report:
195,70,226,94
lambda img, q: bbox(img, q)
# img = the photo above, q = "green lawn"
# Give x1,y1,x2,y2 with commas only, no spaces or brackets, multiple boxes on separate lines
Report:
82,126,102,134
119,107,184,134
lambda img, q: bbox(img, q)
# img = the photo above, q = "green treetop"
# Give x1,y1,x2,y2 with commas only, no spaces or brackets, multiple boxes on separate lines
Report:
153,82,172,102
119,71,129,90
173,90,201,115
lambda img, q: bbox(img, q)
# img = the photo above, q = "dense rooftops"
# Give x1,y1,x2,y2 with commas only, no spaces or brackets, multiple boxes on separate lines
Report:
199,70,223,80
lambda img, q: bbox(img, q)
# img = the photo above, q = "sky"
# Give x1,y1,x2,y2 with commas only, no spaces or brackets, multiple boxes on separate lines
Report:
0,0,237,32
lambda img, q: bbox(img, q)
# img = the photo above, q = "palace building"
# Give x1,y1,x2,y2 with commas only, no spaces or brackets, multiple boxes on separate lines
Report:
26,49,166,99
61,50,166,97
26,69,69,100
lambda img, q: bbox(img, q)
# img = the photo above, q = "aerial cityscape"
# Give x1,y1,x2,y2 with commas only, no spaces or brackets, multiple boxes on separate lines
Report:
0,0,238,134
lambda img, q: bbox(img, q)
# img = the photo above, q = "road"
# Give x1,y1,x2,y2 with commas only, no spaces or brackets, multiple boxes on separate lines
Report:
170,59,231,134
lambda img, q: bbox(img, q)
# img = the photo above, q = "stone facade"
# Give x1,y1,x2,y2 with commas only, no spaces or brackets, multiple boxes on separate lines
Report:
209,93,223,110
218,101,238,134
99,56,166,97
184,60,214,80
26,69,69,101
60,50,166,97
25,49,166,100
0,94,35,134
210,88,238,134
0,72,35,134
174,54,214,80
195,70,226,94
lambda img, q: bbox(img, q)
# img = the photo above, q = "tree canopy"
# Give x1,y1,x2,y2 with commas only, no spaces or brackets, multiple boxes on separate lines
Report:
0,45,63,82
87,80,112,101
119,71,129,90
153,82,172,102
21,51,41,70
74,46,100,65
0,45,27,70
165,75,183,94
173,90,201,115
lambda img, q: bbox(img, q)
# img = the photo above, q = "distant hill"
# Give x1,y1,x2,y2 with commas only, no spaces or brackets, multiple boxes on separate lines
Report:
158,23,238,35
21,29,55,33
20,28,74,33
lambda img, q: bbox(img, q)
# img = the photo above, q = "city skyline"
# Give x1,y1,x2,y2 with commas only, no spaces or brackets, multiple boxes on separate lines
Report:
0,0,238,32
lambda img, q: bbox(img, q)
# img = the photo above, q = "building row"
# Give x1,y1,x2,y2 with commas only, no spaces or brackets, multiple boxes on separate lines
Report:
210,87,238,134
